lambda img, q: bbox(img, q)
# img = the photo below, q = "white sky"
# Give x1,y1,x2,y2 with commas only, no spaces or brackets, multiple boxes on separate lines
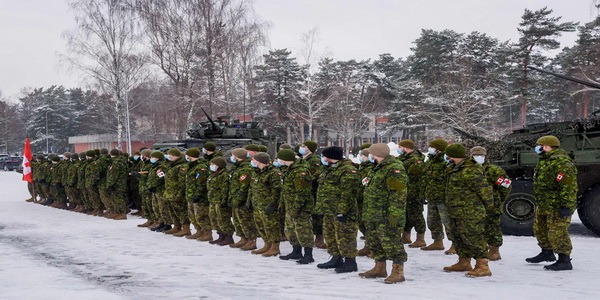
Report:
0,0,597,101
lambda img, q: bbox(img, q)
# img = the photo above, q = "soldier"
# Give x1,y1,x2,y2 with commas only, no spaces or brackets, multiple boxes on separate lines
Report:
357,147,375,257
443,144,494,277
183,148,213,241
62,152,80,211
135,149,156,227
228,148,258,250
162,148,190,236
278,149,315,264
48,154,68,209
299,140,325,249
207,157,234,245
245,144,260,158
75,152,90,212
147,151,172,232
202,142,222,161
128,151,143,215
397,140,427,248
85,150,106,215
316,146,360,273
526,136,577,271
249,152,283,257
96,149,113,216
258,145,269,153
470,146,512,261
421,139,453,253
359,143,408,284
105,149,129,220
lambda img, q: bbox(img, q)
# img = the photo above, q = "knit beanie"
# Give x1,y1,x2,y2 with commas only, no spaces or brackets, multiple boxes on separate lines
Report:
186,148,201,158
277,149,296,162
321,146,344,160
254,152,271,165
369,143,390,158
445,144,467,158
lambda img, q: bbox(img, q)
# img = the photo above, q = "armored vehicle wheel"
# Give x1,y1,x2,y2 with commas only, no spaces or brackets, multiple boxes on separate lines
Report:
500,180,535,236
578,186,600,237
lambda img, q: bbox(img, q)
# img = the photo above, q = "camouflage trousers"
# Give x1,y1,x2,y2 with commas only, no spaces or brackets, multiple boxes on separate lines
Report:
216,206,235,235
255,209,282,243
188,202,211,232
312,213,324,235
534,209,573,255
485,213,503,247
27,182,36,199
426,201,453,241
140,192,156,220
128,185,141,210
107,190,127,214
51,186,67,204
99,189,112,212
365,222,407,264
405,196,426,234
233,207,258,239
449,217,487,259
323,215,358,258
86,188,104,210
253,209,265,238
169,198,189,226
285,210,314,248
34,182,47,199
77,187,89,208
64,186,80,205
152,193,172,225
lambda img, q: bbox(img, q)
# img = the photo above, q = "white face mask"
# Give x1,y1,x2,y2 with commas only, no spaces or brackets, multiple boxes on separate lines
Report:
473,155,486,165
428,147,437,156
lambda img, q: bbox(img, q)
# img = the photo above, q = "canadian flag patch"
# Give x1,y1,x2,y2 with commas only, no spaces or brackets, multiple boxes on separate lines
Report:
496,177,512,188
157,169,165,178
239,174,247,181
300,172,307,175
394,170,402,173
556,173,564,181
350,170,357,173
362,177,370,186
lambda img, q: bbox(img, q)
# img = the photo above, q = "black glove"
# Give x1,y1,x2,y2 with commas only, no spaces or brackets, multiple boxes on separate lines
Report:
559,207,573,219
55,183,63,189
264,203,276,214
220,203,228,209
130,171,141,178
147,187,157,193
336,213,347,223
191,196,201,203
106,186,115,192
245,200,253,211
39,179,46,184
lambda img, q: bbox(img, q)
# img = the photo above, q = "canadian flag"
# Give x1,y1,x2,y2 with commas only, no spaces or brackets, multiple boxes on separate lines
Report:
22,138,33,183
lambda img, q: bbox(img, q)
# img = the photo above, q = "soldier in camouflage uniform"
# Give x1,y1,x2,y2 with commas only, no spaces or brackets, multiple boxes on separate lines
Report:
443,144,494,277
245,144,260,158
183,148,212,241
75,152,90,212
359,143,408,284
96,149,113,216
316,146,360,273
62,152,80,211
147,151,172,232
48,154,68,209
357,147,375,257
128,151,143,215
421,139,453,252
299,141,325,249
207,157,234,245
202,142,223,161
85,150,106,215
161,148,190,236
135,149,156,227
470,146,512,261
105,149,129,220
397,140,427,248
228,148,258,249
526,136,577,271
278,149,315,264
33,154,48,204
249,153,283,257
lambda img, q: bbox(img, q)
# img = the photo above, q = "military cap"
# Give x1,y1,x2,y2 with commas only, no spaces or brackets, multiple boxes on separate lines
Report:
78,152,86,160
537,135,560,147
100,148,109,155
121,152,129,158
63,152,72,159
277,149,296,162
470,146,487,156
49,154,60,162
445,144,467,158
302,141,318,152
210,156,227,169
321,146,344,160
399,139,415,149
245,144,260,151
86,150,96,157
203,142,216,151
369,143,390,158
254,152,271,165
150,151,165,160
36,154,45,160
359,143,372,150
94,149,100,156
429,139,448,152
186,148,201,158
141,149,153,157
167,148,182,157
232,148,248,159
110,149,120,156
360,149,370,157
258,145,268,153
279,143,292,150
133,151,141,156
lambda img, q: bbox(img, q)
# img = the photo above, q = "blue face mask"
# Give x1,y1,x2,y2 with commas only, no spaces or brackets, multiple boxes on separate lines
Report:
165,155,171,161
368,154,375,163
397,148,404,155
230,156,237,163
273,160,283,167
473,156,485,165
251,160,258,168
133,156,140,161
428,147,437,156
209,164,217,172
321,157,329,166
150,158,158,164
202,148,207,154
299,147,307,155
444,154,450,163
358,156,365,163
535,145,543,154
185,156,190,162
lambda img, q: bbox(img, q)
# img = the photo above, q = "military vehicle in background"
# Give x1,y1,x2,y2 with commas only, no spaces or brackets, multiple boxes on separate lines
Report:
456,66,600,237
153,109,278,156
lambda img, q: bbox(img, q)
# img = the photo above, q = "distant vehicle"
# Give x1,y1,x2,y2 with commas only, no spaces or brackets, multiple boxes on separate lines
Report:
0,156,23,171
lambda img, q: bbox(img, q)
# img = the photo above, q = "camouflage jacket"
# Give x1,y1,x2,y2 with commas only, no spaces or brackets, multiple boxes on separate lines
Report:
49,161,65,185
315,159,359,218
445,157,493,219
302,153,322,177
136,159,152,195
106,156,128,192
40,161,52,183
77,159,88,190
96,155,112,186
207,168,229,206
203,150,223,161
185,158,209,205
128,158,139,191
533,149,578,211
146,160,167,194
482,162,512,214
250,165,282,211
357,161,376,208
228,159,253,208
421,152,448,203
398,150,425,201
63,159,80,187
281,160,314,214
163,157,187,201
85,157,102,188
362,155,408,223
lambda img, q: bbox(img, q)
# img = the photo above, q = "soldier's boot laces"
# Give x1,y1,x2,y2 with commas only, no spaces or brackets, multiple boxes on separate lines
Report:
173,224,191,237
357,246,371,257
335,257,358,273
466,258,492,277
526,249,556,263
296,247,314,264
230,237,249,248
240,238,257,251
443,257,473,272
252,242,272,255
445,243,456,255
409,233,427,248
314,234,327,249
209,232,224,244
262,242,281,257
164,226,181,235
401,231,412,244
544,254,573,271
280,245,302,260
217,234,234,246
359,260,387,278
488,246,502,261
197,230,214,242
421,239,445,251
317,256,343,269
384,264,405,284
185,228,204,239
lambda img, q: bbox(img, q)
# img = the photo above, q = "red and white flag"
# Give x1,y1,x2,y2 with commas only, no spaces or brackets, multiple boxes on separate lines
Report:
22,138,33,183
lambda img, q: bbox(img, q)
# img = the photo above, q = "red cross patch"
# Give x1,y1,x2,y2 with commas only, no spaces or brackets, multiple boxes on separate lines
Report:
239,174,247,181
556,173,564,181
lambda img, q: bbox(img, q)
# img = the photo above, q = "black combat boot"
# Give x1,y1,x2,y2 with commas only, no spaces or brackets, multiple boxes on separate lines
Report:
544,254,573,271
150,223,165,231
296,247,314,264
526,249,556,263
317,255,343,269
280,245,303,260
335,257,358,273
155,224,172,232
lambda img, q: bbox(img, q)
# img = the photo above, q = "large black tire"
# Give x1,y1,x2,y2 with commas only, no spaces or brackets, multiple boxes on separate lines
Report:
500,180,536,236
578,186,600,237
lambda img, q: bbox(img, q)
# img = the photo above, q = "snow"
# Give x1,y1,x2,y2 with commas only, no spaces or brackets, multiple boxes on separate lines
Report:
1,171,599,300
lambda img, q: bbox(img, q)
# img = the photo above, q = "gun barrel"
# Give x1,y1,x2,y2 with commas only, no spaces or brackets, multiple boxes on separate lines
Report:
201,108,219,131
528,66,600,90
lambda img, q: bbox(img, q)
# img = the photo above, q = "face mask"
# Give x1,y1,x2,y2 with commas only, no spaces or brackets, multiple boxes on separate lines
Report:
202,148,207,154
133,156,140,161
397,148,404,155
444,154,451,164
247,153,251,158
273,160,283,167
209,164,217,172
229,156,237,163
473,155,485,165
185,156,190,162
535,145,543,154
321,157,329,166
165,155,171,161
368,154,375,163
251,160,258,168
428,147,437,156
150,158,158,164
299,147,307,155
358,156,365,163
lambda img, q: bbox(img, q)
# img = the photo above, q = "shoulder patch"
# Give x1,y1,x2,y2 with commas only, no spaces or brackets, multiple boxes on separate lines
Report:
394,170,402,173
496,177,511,188
278,172,282,176
239,174,248,181
556,173,564,181
350,170,357,173
156,169,165,178
300,172,307,175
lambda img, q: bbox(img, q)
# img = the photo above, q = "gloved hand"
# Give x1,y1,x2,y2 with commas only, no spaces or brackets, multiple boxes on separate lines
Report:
336,213,347,223
130,171,141,178
559,207,573,219
106,186,115,192
147,187,157,193
39,179,46,184
191,196,201,203
245,200,253,211
220,203,228,209
264,203,276,214
388,214,401,227
55,183,63,189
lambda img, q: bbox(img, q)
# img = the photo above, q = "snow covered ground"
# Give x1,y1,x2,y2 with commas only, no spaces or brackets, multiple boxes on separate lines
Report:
1,171,599,300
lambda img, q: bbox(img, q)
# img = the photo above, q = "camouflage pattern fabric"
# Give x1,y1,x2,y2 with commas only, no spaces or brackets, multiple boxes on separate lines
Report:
250,165,283,243
399,150,427,234
365,222,407,264
147,160,168,223
106,156,129,214
302,153,323,236
137,160,155,219
77,159,90,208
96,155,112,209
357,160,375,235
164,157,189,226
427,202,452,241
281,160,314,247
421,153,452,241
482,162,512,247
189,202,211,232
229,159,256,238
207,168,233,234
533,210,573,255
285,210,314,247
323,215,358,258
185,159,210,229
49,161,67,203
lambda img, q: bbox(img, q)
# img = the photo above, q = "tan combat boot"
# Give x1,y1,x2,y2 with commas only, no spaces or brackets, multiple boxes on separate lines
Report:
173,224,191,237
384,264,405,284
443,257,473,272
230,237,249,248
358,260,387,278
314,235,327,249
262,242,281,257
186,228,204,239
25,197,34,202
197,231,214,242
148,221,162,230
138,219,154,228
488,246,502,261
408,233,426,248
164,225,181,235
445,243,456,255
240,238,257,251
466,258,492,277
357,246,371,257
112,213,127,220
216,234,234,246
401,231,412,244
421,239,444,251
251,242,272,255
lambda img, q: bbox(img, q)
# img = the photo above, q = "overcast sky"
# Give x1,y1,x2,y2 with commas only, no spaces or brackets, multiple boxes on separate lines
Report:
0,0,597,101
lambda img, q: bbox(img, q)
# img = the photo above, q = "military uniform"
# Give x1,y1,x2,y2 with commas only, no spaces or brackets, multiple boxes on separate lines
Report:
137,159,155,220
128,157,142,211
146,160,169,225
106,155,129,215
164,157,189,227
250,165,283,243
229,159,257,239
49,159,67,205
76,156,90,210
481,162,511,248
302,153,323,242
207,168,233,235
399,150,426,236
96,154,113,213
422,152,452,242
357,160,375,236
185,158,211,234
63,157,80,208
281,160,314,248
